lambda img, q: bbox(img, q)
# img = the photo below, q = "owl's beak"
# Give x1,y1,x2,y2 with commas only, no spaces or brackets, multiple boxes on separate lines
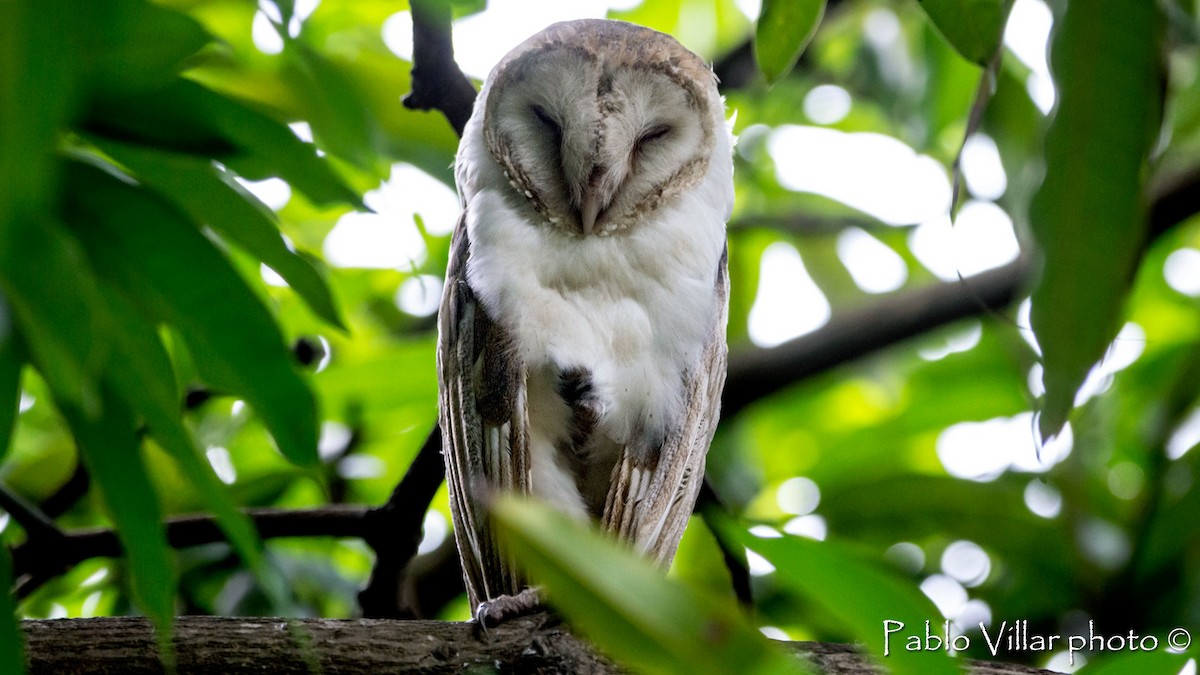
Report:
578,161,618,235
579,189,601,235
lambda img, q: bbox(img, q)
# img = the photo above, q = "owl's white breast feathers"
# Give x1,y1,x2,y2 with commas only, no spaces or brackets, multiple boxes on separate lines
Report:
458,106,732,487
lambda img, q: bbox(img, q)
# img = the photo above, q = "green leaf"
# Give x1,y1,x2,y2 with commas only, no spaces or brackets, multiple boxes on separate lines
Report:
96,282,266,577
492,498,804,675
93,138,345,328
61,161,319,468
1028,0,1165,439
916,0,1011,66
0,297,22,465
62,382,176,665
80,0,210,93
283,42,381,170
0,0,75,219
83,79,363,209
0,1,103,414
754,0,826,84
725,525,962,675
0,547,25,675
0,218,106,416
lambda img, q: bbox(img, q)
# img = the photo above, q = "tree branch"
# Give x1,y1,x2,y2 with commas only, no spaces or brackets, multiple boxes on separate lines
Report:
1149,163,1200,241
697,481,753,606
0,482,66,546
357,428,445,617
723,257,1033,419
402,0,478,136
37,462,89,519
7,431,445,613
20,615,1060,675
11,506,372,598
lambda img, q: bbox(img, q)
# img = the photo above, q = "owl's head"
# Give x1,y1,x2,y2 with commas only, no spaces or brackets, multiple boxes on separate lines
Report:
478,19,724,237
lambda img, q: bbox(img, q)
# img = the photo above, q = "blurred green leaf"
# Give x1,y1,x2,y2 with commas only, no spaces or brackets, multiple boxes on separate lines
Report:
0,218,106,416
1028,0,1165,439
96,281,267,580
492,498,804,675
915,0,1010,66
726,525,961,675
0,0,74,221
754,0,826,84
284,42,381,170
61,161,319,468
0,1,103,414
822,475,1056,543
0,546,25,675
0,299,22,464
94,138,346,329
62,383,175,663
81,0,209,93
84,79,363,209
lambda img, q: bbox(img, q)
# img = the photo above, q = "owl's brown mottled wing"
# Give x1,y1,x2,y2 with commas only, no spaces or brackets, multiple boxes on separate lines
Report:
601,245,729,565
437,210,531,609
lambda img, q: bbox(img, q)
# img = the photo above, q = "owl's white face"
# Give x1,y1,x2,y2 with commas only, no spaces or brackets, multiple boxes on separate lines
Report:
480,20,721,236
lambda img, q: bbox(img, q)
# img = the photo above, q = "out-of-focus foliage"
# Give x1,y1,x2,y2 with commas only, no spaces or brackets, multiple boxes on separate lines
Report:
1028,0,1164,439
0,548,21,674
492,498,804,675
0,0,1198,673
916,0,1011,65
754,0,826,83
727,523,957,675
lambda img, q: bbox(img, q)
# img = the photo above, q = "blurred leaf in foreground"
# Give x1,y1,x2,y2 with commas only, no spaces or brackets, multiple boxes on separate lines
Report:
754,0,826,84
62,161,319,469
916,0,1011,66
723,523,961,675
1028,0,1165,439
0,547,24,675
492,497,804,675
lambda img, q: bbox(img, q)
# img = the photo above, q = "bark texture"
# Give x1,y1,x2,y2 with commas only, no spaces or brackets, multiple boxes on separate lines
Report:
21,615,1063,675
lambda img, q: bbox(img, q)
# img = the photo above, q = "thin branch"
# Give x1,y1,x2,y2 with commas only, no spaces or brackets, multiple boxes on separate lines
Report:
357,428,445,618
0,481,66,544
11,506,372,598
402,0,478,136
396,536,463,619
0,481,74,598
7,432,445,610
38,463,89,518
1149,163,1200,240
697,480,752,606
732,212,906,236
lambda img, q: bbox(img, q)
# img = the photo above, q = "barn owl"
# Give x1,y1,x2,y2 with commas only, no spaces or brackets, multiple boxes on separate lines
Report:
437,18,733,624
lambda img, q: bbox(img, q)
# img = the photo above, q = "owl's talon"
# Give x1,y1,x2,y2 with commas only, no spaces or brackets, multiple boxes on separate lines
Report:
476,587,543,629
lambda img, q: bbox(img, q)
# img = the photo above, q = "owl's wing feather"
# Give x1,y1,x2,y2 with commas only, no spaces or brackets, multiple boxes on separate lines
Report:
602,245,729,565
438,210,530,608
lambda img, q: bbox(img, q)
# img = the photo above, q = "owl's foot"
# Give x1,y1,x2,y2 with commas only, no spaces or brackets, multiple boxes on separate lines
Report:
476,587,543,629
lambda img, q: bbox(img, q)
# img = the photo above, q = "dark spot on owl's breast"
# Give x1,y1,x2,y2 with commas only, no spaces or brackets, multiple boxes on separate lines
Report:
557,366,595,409
557,366,601,453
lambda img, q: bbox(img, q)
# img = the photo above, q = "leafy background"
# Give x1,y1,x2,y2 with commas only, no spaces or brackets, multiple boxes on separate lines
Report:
1,0,1200,673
